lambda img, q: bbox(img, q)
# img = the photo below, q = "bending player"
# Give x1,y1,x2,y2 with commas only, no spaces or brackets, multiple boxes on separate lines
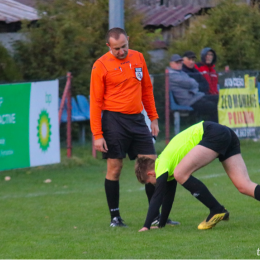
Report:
135,121,260,231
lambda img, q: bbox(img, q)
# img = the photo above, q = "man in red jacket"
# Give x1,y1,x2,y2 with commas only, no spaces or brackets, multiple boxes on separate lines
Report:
195,48,219,95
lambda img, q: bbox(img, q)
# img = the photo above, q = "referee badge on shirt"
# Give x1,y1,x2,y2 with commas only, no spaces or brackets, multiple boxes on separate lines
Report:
135,68,143,81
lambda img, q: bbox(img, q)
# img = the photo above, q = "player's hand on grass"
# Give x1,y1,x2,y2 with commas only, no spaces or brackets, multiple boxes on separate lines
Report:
94,138,108,153
138,227,149,232
150,226,159,229
151,119,159,137
139,226,159,232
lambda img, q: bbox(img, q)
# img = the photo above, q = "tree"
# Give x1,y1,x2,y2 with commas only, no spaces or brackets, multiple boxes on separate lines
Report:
0,44,22,83
14,0,152,95
169,0,260,71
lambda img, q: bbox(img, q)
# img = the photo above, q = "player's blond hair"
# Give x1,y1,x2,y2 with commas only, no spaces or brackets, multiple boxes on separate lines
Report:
135,157,155,184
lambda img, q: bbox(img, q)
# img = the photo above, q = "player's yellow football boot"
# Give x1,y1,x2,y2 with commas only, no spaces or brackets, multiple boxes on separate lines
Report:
198,210,229,230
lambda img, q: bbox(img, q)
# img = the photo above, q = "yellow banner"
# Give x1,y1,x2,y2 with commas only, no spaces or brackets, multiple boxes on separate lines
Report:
218,88,260,128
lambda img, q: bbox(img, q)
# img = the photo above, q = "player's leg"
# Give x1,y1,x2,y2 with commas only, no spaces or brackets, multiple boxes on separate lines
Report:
174,145,228,229
175,122,235,229
105,158,126,227
174,121,233,184
220,128,260,201
222,154,259,198
102,111,129,227
174,145,218,184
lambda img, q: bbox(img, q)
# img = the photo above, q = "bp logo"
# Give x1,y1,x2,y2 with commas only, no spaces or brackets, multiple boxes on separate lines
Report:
37,110,52,152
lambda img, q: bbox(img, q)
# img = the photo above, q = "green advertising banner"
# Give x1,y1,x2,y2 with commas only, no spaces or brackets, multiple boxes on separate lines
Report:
218,72,260,139
0,83,31,169
0,80,60,171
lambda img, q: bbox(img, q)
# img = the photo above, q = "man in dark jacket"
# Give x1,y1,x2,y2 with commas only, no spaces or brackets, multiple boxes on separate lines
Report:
195,47,219,95
182,51,209,94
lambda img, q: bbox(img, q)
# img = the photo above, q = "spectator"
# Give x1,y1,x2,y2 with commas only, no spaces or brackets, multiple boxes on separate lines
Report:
195,48,219,95
169,54,218,122
183,51,219,103
182,51,209,94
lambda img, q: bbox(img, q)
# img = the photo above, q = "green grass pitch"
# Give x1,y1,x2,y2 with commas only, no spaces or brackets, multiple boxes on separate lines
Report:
0,139,259,258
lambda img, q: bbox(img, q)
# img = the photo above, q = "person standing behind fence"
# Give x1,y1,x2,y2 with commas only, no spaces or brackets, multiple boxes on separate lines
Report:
169,54,218,122
195,47,219,95
90,27,160,227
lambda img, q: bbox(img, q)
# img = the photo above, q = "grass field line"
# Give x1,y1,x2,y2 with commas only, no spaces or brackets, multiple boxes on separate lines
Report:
200,173,226,179
200,167,260,179
0,190,77,200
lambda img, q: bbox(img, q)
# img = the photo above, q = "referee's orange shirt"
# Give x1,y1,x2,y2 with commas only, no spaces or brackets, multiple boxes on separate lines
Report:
90,49,159,140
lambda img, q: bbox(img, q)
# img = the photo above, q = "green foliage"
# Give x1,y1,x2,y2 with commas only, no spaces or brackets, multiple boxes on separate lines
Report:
14,0,107,96
169,0,260,70
14,0,152,96
0,44,22,82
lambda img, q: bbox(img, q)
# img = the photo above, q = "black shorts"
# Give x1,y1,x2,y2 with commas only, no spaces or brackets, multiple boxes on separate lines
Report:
199,121,241,162
101,111,156,160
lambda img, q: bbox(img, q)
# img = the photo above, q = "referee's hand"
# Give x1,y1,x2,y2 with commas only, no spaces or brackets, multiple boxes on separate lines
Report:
94,138,108,153
151,119,159,137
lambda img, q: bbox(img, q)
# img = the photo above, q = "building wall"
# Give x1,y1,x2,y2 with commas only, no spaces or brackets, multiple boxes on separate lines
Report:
148,49,167,63
0,33,26,54
155,16,194,43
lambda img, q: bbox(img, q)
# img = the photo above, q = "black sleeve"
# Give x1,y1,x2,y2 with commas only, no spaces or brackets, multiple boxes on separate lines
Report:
198,73,210,94
143,172,175,229
158,179,177,228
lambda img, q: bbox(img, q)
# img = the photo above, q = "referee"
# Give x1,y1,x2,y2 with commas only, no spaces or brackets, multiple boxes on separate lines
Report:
90,28,170,227
135,121,260,231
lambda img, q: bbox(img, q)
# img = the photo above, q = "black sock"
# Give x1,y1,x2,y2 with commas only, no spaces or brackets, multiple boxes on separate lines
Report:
105,179,120,220
182,176,224,219
145,183,160,217
254,185,260,201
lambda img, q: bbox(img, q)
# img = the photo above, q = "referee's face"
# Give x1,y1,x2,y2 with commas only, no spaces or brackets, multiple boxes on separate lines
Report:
107,34,129,60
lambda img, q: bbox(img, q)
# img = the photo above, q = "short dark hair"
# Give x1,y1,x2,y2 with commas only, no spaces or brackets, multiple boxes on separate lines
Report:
135,157,155,184
106,27,127,44
183,51,196,59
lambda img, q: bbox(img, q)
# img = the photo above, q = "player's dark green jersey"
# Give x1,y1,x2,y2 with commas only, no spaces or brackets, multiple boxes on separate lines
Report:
155,121,204,181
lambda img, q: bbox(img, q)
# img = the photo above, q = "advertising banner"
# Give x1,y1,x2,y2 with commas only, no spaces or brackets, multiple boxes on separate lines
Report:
218,72,260,139
0,80,60,171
